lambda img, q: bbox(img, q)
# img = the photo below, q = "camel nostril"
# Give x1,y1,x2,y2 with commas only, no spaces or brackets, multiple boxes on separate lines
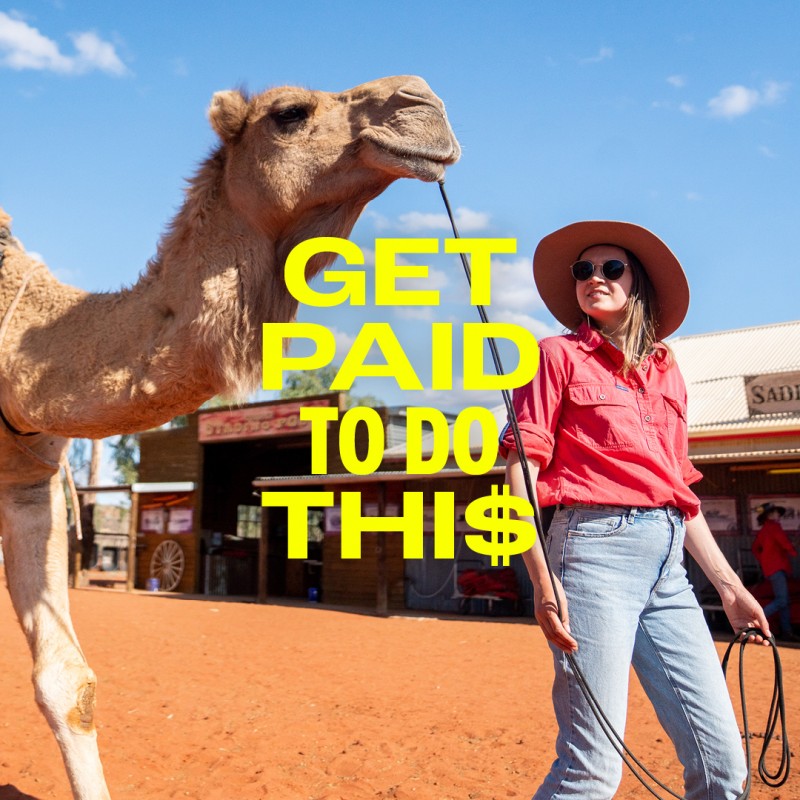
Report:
396,82,438,105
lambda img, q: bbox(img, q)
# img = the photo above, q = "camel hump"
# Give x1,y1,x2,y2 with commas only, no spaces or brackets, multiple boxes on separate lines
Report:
0,207,24,258
0,207,11,234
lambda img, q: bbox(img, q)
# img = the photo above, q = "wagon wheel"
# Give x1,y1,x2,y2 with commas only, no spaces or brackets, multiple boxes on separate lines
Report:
150,540,185,591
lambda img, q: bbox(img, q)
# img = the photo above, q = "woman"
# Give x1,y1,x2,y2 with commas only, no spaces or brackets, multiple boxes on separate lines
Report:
500,221,769,800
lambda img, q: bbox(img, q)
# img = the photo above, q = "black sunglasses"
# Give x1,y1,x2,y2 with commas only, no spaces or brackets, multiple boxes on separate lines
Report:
571,259,627,282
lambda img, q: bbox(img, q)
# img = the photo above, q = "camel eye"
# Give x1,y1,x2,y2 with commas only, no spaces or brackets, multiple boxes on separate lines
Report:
271,106,308,127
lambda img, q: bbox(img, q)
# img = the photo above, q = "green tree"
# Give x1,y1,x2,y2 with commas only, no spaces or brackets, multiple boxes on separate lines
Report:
68,439,89,482
108,433,139,484
279,365,382,408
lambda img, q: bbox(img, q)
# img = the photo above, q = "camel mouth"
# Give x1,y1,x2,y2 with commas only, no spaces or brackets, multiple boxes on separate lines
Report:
359,131,461,182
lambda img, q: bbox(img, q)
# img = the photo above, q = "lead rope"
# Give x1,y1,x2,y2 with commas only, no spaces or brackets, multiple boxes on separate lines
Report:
437,180,789,799
722,629,790,791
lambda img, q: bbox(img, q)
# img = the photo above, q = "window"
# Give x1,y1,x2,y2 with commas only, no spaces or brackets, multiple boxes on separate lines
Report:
236,505,261,539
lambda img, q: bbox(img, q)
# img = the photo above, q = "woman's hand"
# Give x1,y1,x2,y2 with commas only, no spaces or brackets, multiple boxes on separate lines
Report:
534,573,578,653
504,450,578,653
720,583,772,644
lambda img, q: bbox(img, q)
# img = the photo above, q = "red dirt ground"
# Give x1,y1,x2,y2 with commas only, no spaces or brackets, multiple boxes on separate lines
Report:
1,570,797,800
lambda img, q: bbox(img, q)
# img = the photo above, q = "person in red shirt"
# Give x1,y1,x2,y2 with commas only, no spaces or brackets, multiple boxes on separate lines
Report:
752,502,797,640
501,221,769,800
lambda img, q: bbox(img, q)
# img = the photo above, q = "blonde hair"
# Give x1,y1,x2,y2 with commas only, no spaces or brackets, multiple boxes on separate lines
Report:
586,248,672,374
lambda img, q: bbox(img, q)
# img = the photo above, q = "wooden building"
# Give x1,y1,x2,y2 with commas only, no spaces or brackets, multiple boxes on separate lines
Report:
670,322,800,617
132,320,800,624
135,394,344,595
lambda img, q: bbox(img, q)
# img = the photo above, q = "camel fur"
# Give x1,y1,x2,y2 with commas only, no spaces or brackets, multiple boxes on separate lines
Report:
0,75,459,800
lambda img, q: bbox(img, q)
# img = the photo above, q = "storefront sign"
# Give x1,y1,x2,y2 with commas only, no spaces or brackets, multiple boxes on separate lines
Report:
699,496,738,534
745,370,800,416
167,508,194,534
198,399,331,443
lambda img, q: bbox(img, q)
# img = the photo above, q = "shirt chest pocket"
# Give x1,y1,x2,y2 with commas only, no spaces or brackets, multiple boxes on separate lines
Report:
662,394,688,443
566,384,636,450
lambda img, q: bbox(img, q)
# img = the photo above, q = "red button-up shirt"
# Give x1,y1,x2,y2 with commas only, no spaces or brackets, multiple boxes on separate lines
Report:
752,519,797,577
499,323,703,519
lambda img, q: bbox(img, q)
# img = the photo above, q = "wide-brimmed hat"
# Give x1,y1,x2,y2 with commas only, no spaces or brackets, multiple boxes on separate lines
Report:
533,221,690,339
757,502,787,525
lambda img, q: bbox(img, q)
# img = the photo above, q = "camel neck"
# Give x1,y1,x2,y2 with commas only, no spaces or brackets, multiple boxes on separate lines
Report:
2,203,279,438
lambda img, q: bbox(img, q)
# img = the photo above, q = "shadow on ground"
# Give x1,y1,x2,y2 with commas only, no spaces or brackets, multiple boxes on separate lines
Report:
0,787,42,800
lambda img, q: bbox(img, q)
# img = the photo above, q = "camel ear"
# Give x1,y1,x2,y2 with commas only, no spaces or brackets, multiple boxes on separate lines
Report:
209,90,249,142
0,208,11,231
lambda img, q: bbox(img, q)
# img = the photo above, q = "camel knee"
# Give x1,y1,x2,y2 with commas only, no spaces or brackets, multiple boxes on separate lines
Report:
34,663,98,735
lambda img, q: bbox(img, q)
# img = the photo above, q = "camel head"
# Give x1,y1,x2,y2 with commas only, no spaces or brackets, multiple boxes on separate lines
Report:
0,78,460,438
207,75,460,270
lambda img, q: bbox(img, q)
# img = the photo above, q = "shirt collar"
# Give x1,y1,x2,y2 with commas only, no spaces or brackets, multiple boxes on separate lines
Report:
575,321,609,352
574,321,670,367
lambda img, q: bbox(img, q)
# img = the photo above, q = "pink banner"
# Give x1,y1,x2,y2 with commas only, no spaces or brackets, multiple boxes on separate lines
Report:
198,399,331,443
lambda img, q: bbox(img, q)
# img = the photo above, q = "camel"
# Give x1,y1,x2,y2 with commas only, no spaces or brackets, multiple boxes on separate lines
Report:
0,75,459,800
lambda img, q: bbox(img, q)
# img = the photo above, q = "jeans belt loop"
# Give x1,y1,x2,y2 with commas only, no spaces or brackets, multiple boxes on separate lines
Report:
628,506,637,523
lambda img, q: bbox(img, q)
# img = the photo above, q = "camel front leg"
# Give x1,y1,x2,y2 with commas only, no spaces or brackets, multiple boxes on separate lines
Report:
1,472,111,800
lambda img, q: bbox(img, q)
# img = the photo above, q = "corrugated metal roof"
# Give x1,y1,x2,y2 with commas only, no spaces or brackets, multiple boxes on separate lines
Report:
670,320,800,382
670,320,800,432
690,447,800,462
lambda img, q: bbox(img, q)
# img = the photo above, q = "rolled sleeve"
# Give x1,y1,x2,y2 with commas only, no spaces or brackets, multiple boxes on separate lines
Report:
498,345,564,468
682,456,703,487
499,417,554,464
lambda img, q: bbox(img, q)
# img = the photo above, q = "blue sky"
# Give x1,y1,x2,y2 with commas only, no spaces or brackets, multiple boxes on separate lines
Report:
3,1,800,463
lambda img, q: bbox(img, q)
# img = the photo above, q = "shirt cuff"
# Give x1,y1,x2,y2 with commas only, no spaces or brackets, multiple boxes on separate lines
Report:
498,420,554,468
682,458,703,487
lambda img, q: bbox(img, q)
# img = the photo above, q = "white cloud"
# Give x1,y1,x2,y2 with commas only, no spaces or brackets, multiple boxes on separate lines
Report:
364,210,390,229
71,31,126,75
367,207,489,233
393,207,490,234
331,327,357,361
667,75,686,88
359,245,376,266
758,145,777,159
394,306,436,321
708,85,760,118
707,81,789,119
409,377,503,415
762,80,789,104
287,323,356,366
491,309,562,341
450,207,491,232
464,254,562,340
489,256,544,313
679,102,696,115
393,265,449,293
685,192,702,202
0,11,128,76
580,46,613,64
388,211,436,231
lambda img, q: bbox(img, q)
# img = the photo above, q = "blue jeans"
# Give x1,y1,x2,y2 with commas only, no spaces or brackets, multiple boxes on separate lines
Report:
534,505,746,800
764,570,792,635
